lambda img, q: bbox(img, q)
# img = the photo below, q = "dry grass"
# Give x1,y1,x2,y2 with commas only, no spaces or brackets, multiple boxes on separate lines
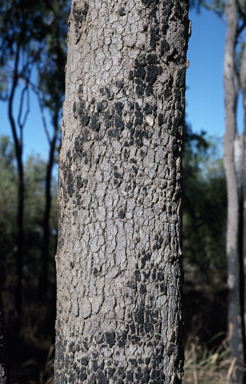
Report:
39,344,54,384
183,333,240,384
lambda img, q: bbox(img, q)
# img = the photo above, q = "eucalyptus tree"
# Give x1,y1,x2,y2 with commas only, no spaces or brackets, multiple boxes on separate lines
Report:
55,0,190,382
0,0,68,310
0,138,12,383
223,1,246,382
189,0,246,380
0,0,51,320
36,0,68,303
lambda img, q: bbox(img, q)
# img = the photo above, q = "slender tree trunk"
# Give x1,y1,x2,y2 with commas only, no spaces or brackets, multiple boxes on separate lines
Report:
55,0,189,382
8,44,24,321
16,165,24,319
38,115,58,302
240,40,246,356
224,0,244,382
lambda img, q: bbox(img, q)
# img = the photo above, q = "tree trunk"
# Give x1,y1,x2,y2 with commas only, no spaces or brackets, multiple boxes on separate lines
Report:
55,0,189,382
38,115,58,302
240,39,246,362
224,0,244,382
15,165,24,319
8,44,24,322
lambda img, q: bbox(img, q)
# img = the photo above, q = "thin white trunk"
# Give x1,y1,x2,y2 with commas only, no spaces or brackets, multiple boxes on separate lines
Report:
224,0,244,382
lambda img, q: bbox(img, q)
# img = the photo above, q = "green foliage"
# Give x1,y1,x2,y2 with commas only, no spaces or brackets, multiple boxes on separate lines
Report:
0,0,48,59
0,0,68,130
190,0,225,16
37,0,68,120
203,0,225,15
0,0,51,107
0,68,8,100
183,127,227,282
0,135,57,303
0,136,18,275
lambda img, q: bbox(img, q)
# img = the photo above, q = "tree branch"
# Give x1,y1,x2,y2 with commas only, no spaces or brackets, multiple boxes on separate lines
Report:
17,82,30,133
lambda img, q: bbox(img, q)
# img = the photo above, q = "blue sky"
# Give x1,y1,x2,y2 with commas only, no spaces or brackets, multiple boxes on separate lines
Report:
186,7,236,140
0,7,237,161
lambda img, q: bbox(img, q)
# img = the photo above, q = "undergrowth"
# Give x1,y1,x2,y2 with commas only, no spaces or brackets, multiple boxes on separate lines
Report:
183,333,243,384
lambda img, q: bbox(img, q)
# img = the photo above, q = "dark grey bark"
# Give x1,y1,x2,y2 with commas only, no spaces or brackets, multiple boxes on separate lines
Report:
8,44,24,322
55,0,189,383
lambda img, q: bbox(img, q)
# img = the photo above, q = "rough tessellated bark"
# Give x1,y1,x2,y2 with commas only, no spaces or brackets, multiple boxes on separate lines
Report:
55,1,189,383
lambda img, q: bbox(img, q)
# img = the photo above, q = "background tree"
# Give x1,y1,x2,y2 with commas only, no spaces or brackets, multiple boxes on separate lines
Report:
0,138,12,384
0,0,69,313
36,0,68,303
0,0,51,320
223,1,245,382
0,135,58,382
190,0,246,380
55,0,189,382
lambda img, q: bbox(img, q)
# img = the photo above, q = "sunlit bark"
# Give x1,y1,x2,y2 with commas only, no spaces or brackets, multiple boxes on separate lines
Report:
55,0,189,382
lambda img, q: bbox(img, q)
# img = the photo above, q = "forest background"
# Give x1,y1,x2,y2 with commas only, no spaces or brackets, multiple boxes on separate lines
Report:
0,1,233,383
